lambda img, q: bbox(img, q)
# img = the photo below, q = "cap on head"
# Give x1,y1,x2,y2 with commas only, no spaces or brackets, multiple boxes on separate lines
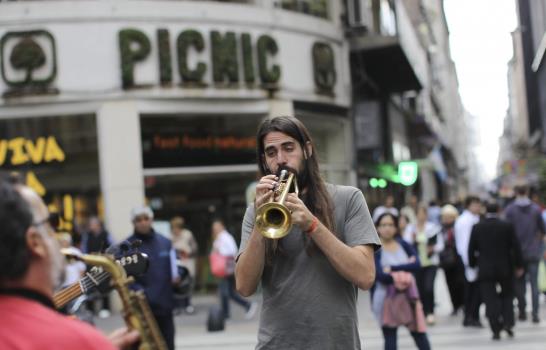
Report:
131,205,154,221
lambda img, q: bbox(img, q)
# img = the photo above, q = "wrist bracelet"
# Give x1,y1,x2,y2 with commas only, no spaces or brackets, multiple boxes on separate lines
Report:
304,216,318,235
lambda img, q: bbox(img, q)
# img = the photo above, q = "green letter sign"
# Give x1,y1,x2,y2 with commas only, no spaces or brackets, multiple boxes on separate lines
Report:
210,31,239,84
119,29,151,89
177,29,207,84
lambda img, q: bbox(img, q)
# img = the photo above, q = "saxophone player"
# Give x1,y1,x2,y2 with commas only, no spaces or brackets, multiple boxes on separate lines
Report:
0,180,139,350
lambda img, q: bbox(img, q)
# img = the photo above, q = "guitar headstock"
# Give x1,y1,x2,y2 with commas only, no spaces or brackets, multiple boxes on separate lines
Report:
83,241,149,291
109,239,149,277
115,252,149,277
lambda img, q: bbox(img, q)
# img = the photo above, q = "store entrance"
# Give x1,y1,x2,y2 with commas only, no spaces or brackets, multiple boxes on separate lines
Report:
144,171,257,255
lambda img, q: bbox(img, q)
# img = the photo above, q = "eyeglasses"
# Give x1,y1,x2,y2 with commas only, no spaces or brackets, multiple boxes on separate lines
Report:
32,216,54,236
32,217,50,228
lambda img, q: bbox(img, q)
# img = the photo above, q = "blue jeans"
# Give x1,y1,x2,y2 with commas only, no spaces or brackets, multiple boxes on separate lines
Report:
382,327,430,350
219,275,250,318
515,260,539,317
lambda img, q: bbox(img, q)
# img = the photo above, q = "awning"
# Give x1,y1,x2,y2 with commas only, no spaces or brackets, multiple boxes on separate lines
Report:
350,36,422,93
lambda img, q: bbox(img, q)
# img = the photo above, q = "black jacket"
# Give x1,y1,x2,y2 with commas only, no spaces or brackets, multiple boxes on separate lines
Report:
468,216,523,281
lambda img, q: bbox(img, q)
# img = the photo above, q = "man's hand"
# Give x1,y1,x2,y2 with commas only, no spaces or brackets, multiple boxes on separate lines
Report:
108,327,140,350
284,193,315,231
255,175,278,208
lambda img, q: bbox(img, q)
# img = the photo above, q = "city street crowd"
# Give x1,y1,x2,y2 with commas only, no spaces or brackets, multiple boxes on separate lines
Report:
2,116,546,350
370,184,546,347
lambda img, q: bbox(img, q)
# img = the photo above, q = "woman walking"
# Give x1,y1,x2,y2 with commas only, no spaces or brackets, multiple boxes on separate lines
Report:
372,213,431,350
403,205,444,325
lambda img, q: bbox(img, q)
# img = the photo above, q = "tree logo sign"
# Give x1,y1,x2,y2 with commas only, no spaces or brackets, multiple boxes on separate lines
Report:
0,30,57,96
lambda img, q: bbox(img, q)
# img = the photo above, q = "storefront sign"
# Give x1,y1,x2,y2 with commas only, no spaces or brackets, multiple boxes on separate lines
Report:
0,136,65,166
1,28,337,96
143,132,256,168
119,28,282,90
0,30,57,96
141,115,258,168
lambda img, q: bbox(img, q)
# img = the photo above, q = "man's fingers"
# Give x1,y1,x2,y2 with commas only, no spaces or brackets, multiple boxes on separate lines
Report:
108,328,140,349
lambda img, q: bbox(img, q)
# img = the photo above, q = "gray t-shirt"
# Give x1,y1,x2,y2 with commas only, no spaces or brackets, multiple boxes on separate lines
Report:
238,184,381,350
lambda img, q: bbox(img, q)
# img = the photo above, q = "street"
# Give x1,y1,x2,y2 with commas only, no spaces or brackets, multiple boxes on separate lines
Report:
96,271,546,349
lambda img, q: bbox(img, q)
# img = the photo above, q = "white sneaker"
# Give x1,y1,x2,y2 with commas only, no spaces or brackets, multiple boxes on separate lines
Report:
98,309,111,319
245,301,258,320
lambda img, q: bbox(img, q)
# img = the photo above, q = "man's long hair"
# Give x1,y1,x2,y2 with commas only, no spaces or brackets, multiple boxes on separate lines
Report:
256,116,334,263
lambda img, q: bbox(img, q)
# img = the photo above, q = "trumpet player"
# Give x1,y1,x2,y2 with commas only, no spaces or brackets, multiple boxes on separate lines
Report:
236,116,381,349
0,180,139,350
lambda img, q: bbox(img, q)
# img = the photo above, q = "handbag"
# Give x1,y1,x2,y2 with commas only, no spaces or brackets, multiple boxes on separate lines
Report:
439,247,459,269
209,252,234,278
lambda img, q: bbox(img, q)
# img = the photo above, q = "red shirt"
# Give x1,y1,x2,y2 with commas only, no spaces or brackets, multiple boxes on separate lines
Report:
0,294,116,350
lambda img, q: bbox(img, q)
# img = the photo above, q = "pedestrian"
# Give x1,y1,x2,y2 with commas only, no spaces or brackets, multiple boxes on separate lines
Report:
427,200,442,226
468,201,524,340
211,218,257,320
373,194,400,223
504,182,546,323
398,214,410,239
236,115,381,349
401,194,419,225
454,195,483,327
124,205,179,350
403,205,443,325
0,181,139,349
81,216,114,318
372,213,430,350
438,204,465,316
170,216,198,314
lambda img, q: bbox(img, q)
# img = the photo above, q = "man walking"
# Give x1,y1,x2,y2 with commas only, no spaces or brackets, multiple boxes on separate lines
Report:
125,206,179,350
454,195,482,327
504,183,546,323
469,201,523,340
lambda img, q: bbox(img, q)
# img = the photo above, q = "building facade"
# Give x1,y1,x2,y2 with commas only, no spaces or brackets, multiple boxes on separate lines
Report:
0,0,473,265
345,0,469,207
499,0,546,197
0,1,354,254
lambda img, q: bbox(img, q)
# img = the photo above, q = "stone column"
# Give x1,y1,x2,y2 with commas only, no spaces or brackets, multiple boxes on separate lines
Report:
96,101,145,242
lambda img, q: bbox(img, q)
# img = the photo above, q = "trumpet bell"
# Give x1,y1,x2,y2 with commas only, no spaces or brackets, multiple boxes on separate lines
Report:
255,202,292,239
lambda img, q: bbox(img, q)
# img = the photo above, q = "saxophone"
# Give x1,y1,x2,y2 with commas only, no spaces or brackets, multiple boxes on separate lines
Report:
62,250,167,350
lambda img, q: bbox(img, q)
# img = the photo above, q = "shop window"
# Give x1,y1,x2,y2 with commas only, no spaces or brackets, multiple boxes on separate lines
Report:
0,114,100,233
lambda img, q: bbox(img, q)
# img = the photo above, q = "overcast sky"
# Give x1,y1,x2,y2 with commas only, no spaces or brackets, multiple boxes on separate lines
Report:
443,0,517,181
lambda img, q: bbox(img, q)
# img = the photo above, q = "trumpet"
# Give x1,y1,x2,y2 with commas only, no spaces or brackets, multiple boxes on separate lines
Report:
255,169,299,239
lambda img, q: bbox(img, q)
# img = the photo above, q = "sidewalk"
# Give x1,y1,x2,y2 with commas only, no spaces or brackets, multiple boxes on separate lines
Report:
95,271,546,350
